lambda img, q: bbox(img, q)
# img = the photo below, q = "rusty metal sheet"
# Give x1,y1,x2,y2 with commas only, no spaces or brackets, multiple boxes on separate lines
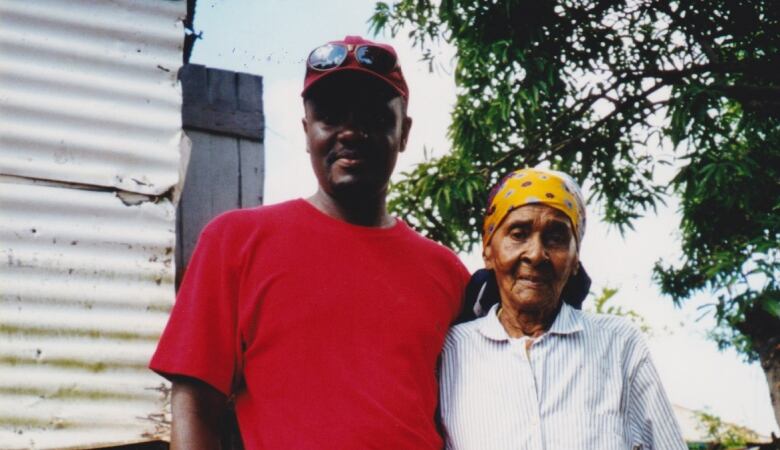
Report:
0,0,184,447
0,0,184,196
0,180,176,448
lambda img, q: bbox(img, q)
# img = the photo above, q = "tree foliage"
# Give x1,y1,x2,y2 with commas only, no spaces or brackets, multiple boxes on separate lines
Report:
371,0,778,353
694,410,761,449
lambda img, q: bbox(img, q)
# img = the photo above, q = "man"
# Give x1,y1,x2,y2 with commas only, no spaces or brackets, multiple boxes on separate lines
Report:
150,36,470,450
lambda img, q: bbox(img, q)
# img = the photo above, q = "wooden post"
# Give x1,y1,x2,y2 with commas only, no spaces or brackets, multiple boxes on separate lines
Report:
177,64,265,287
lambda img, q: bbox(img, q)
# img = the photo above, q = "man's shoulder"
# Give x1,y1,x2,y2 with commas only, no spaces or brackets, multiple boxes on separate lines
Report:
202,199,304,235
396,222,464,264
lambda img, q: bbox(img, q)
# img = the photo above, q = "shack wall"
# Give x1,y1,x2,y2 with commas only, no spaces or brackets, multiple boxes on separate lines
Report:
0,0,186,447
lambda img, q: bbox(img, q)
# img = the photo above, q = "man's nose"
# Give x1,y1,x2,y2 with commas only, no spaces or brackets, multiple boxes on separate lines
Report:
337,112,369,141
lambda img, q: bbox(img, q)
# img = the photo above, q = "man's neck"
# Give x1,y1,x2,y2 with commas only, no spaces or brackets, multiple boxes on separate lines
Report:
307,190,395,228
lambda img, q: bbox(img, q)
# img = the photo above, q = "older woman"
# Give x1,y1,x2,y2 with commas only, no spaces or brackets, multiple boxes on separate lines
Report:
440,168,686,450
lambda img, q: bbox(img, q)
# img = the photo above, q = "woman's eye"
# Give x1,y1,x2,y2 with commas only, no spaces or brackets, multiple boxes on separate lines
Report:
546,230,570,246
509,229,528,240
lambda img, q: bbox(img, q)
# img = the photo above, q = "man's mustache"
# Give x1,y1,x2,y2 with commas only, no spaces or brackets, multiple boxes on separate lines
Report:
326,148,369,165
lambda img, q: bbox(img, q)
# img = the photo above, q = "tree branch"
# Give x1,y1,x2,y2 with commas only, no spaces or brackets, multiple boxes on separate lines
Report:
709,83,780,103
491,82,667,171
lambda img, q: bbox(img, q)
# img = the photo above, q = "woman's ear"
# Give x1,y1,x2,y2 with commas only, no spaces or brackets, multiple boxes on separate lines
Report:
482,246,494,270
571,252,579,275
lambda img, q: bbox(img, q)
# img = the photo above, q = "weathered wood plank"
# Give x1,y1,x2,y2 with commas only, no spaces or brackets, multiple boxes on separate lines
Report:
209,132,241,214
237,72,262,113
208,68,238,110
177,130,240,282
180,64,264,141
239,139,264,207
180,64,207,107
183,107,264,141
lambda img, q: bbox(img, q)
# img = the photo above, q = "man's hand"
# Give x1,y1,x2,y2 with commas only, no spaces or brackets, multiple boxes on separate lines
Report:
171,376,228,450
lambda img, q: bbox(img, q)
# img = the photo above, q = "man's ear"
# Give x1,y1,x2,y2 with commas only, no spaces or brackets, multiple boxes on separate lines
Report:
400,116,412,153
301,117,310,153
482,246,494,270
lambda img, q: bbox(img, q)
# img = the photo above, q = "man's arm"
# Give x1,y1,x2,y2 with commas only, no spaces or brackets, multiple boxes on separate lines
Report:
171,376,228,450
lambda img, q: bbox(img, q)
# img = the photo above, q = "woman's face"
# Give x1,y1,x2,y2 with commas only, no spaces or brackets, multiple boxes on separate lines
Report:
483,204,578,314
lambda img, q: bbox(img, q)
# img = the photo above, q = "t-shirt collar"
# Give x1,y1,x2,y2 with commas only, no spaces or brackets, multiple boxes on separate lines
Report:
476,302,584,342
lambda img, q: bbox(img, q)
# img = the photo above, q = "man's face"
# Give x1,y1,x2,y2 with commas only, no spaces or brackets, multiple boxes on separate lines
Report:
483,204,578,314
302,74,412,202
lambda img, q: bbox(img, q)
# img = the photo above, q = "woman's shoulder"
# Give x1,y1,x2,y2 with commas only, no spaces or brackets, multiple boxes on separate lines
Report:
443,319,483,350
579,310,648,347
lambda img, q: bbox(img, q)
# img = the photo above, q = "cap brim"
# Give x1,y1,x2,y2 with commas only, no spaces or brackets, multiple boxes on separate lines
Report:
302,66,406,100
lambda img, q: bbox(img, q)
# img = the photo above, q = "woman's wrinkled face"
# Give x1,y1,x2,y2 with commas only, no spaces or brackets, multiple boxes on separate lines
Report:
483,204,578,313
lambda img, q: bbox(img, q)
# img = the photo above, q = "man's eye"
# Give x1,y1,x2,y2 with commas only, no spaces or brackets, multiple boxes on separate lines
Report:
315,106,346,124
320,112,343,124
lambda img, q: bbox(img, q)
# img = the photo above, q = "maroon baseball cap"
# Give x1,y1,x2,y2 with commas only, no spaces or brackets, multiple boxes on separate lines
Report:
301,35,409,101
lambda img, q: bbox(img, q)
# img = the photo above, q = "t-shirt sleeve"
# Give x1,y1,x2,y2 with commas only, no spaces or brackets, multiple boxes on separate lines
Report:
448,252,472,324
149,219,240,396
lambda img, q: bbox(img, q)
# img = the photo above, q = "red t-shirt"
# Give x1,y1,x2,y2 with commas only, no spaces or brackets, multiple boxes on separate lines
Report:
150,199,469,449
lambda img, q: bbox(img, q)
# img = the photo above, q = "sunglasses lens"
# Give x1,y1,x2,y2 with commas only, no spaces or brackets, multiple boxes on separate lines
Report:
355,46,396,73
308,44,348,70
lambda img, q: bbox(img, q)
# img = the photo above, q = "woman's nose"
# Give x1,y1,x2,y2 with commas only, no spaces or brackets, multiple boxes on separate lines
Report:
523,234,547,264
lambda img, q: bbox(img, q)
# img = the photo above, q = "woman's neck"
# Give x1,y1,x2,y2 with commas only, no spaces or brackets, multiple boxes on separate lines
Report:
498,301,561,339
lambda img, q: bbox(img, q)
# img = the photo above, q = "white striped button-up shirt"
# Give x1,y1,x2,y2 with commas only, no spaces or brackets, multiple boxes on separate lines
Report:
440,303,686,450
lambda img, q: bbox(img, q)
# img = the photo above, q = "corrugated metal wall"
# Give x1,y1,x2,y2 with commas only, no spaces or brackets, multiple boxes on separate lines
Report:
0,0,185,447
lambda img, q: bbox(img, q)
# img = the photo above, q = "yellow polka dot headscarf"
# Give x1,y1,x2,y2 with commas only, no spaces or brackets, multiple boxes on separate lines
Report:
483,168,586,248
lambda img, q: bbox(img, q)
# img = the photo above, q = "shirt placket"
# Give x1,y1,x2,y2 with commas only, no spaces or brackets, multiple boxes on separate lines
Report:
511,336,544,449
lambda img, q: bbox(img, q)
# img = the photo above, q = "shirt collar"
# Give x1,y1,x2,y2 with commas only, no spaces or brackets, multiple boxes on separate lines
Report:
548,302,584,335
476,303,508,341
476,302,584,342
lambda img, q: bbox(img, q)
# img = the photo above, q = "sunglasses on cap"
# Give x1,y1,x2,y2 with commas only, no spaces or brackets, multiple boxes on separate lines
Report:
307,43,398,73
